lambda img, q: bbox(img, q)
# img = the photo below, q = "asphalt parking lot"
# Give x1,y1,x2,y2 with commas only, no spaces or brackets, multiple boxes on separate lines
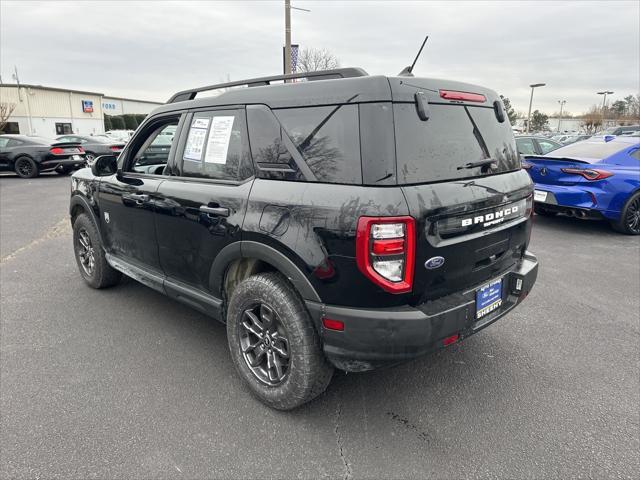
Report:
1,173,639,479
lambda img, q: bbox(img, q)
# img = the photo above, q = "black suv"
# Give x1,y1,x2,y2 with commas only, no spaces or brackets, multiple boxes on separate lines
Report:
69,68,538,410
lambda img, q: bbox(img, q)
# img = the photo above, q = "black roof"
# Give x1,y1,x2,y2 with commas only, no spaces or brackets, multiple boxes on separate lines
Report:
151,68,502,116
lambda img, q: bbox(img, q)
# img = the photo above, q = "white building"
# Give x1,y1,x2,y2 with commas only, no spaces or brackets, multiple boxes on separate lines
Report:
0,84,162,137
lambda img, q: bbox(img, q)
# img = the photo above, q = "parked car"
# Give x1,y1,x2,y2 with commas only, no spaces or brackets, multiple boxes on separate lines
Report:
0,134,86,178
69,68,538,409
105,130,135,143
602,125,640,136
522,136,640,234
56,135,125,162
560,134,592,145
516,135,562,156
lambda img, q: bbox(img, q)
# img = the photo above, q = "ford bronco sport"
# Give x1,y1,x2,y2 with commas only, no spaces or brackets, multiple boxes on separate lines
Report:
69,68,538,410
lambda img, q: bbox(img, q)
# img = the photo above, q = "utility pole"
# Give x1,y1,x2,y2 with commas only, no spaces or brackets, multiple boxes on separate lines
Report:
526,83,546,133
283,1,309,78
284,0,291,76
12,66,33,134
597,91,614,132
557,100,566,132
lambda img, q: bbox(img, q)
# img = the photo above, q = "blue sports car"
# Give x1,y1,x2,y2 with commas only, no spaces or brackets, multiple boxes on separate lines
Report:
522,136,640,234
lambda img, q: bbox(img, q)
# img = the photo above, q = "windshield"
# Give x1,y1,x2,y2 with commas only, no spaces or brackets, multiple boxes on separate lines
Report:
544,140,637,162
394,103,519,184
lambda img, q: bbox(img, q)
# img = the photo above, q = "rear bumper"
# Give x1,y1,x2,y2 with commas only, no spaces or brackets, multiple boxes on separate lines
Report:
532,183,615,220
40,158,86,172
306,251,538,372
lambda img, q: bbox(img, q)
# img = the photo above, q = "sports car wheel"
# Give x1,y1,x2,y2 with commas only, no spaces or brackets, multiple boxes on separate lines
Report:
14,157,39,178
611,192,640,235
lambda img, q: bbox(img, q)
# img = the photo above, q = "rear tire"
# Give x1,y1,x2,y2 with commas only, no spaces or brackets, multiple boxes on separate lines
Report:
14,156,39,178
73,213,122,288
610,192,640,235
226,272,333,410
534,205,557,217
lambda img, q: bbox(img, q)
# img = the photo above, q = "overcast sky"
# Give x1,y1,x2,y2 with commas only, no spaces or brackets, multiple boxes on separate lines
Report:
1,0,638,114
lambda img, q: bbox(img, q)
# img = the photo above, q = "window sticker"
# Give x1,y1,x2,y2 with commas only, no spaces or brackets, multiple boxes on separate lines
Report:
204,116,235,164
192,118,211,129
183,118,211,161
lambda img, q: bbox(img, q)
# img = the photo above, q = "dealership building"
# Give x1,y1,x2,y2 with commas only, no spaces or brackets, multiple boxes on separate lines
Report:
0,84,163,137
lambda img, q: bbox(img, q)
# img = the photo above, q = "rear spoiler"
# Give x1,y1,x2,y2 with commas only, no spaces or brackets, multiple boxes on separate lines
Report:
50,142,82,148
523,155,591,164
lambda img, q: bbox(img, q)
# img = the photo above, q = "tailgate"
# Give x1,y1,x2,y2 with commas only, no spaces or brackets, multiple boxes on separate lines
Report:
524,156,590,185
402,170,533,304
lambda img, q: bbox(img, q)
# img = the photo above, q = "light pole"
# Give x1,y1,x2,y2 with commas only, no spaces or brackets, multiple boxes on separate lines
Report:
283,1,310,77
557,100,566,132
597,91,614,132
526,83,546,133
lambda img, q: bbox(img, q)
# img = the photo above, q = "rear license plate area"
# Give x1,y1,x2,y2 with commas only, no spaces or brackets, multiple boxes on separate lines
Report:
476,278,503,319
534,190,548,202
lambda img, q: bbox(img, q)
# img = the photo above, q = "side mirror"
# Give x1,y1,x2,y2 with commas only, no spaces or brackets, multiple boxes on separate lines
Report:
90,155,118,176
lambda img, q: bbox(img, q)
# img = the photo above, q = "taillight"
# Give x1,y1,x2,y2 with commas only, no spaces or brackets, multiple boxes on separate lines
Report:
439,89,486,103
77,147,85,153
560,168,613,181
356,216,415,294
50,147,64,155
110,145,122,152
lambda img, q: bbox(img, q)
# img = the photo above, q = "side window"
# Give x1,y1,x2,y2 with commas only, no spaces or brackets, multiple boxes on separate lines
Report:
630,149,640,161
0,137,9,148
181,110,251,181
6,139,24,147
538,139,560,154
274,105,361,184
129,118,180,173
516,138,536,155
246,105,300,181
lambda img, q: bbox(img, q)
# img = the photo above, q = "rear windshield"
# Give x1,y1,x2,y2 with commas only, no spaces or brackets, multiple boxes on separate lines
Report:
394,103,519,184
545,140,636,162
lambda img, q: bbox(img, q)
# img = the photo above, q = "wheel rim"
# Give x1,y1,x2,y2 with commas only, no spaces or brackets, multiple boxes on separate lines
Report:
625,196,640,233
238,303,291,386
16,159,33,177
76,228,96,276
86,154,95,162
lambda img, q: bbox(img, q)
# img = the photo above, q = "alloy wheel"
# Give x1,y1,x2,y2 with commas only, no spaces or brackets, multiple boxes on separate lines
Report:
626,196,640,234
16,159,33,177
238,303,291,386
76,228,96,276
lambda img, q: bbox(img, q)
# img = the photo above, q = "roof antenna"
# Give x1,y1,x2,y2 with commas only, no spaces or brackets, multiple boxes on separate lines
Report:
398,35,428,77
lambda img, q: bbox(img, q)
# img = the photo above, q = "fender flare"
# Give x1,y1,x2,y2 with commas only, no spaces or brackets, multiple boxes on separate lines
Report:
209,240,321,303
69,194,105,244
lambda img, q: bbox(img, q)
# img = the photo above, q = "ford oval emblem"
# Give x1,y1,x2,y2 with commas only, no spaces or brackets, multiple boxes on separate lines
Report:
425,256,445,270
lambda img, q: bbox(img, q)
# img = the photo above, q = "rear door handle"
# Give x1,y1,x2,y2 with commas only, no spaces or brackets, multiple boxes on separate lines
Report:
200,205,230,217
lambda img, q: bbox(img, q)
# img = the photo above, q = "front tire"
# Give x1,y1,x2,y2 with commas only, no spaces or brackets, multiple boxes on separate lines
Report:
611,192,640,235
73,213,122,288
226,272,333,410
14,156,39,178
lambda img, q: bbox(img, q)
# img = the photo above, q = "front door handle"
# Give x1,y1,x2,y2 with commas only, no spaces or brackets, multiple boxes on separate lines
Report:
200,205,230,217
125,193,150,205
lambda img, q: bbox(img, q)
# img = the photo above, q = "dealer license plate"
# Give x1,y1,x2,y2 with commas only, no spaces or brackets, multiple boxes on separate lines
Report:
534,190,548,202
476,279,503,319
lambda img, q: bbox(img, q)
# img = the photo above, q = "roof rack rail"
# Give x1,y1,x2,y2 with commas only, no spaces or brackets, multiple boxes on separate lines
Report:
166,67,369,103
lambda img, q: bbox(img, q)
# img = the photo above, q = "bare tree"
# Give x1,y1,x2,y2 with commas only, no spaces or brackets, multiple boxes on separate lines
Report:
580,106,602,134
0,102,17,132
296,48,340,73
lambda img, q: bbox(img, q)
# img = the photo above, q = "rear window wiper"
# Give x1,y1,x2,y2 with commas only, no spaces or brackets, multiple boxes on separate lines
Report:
456,159,497,170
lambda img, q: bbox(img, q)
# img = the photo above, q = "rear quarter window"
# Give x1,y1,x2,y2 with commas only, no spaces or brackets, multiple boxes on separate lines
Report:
274,105,361,184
